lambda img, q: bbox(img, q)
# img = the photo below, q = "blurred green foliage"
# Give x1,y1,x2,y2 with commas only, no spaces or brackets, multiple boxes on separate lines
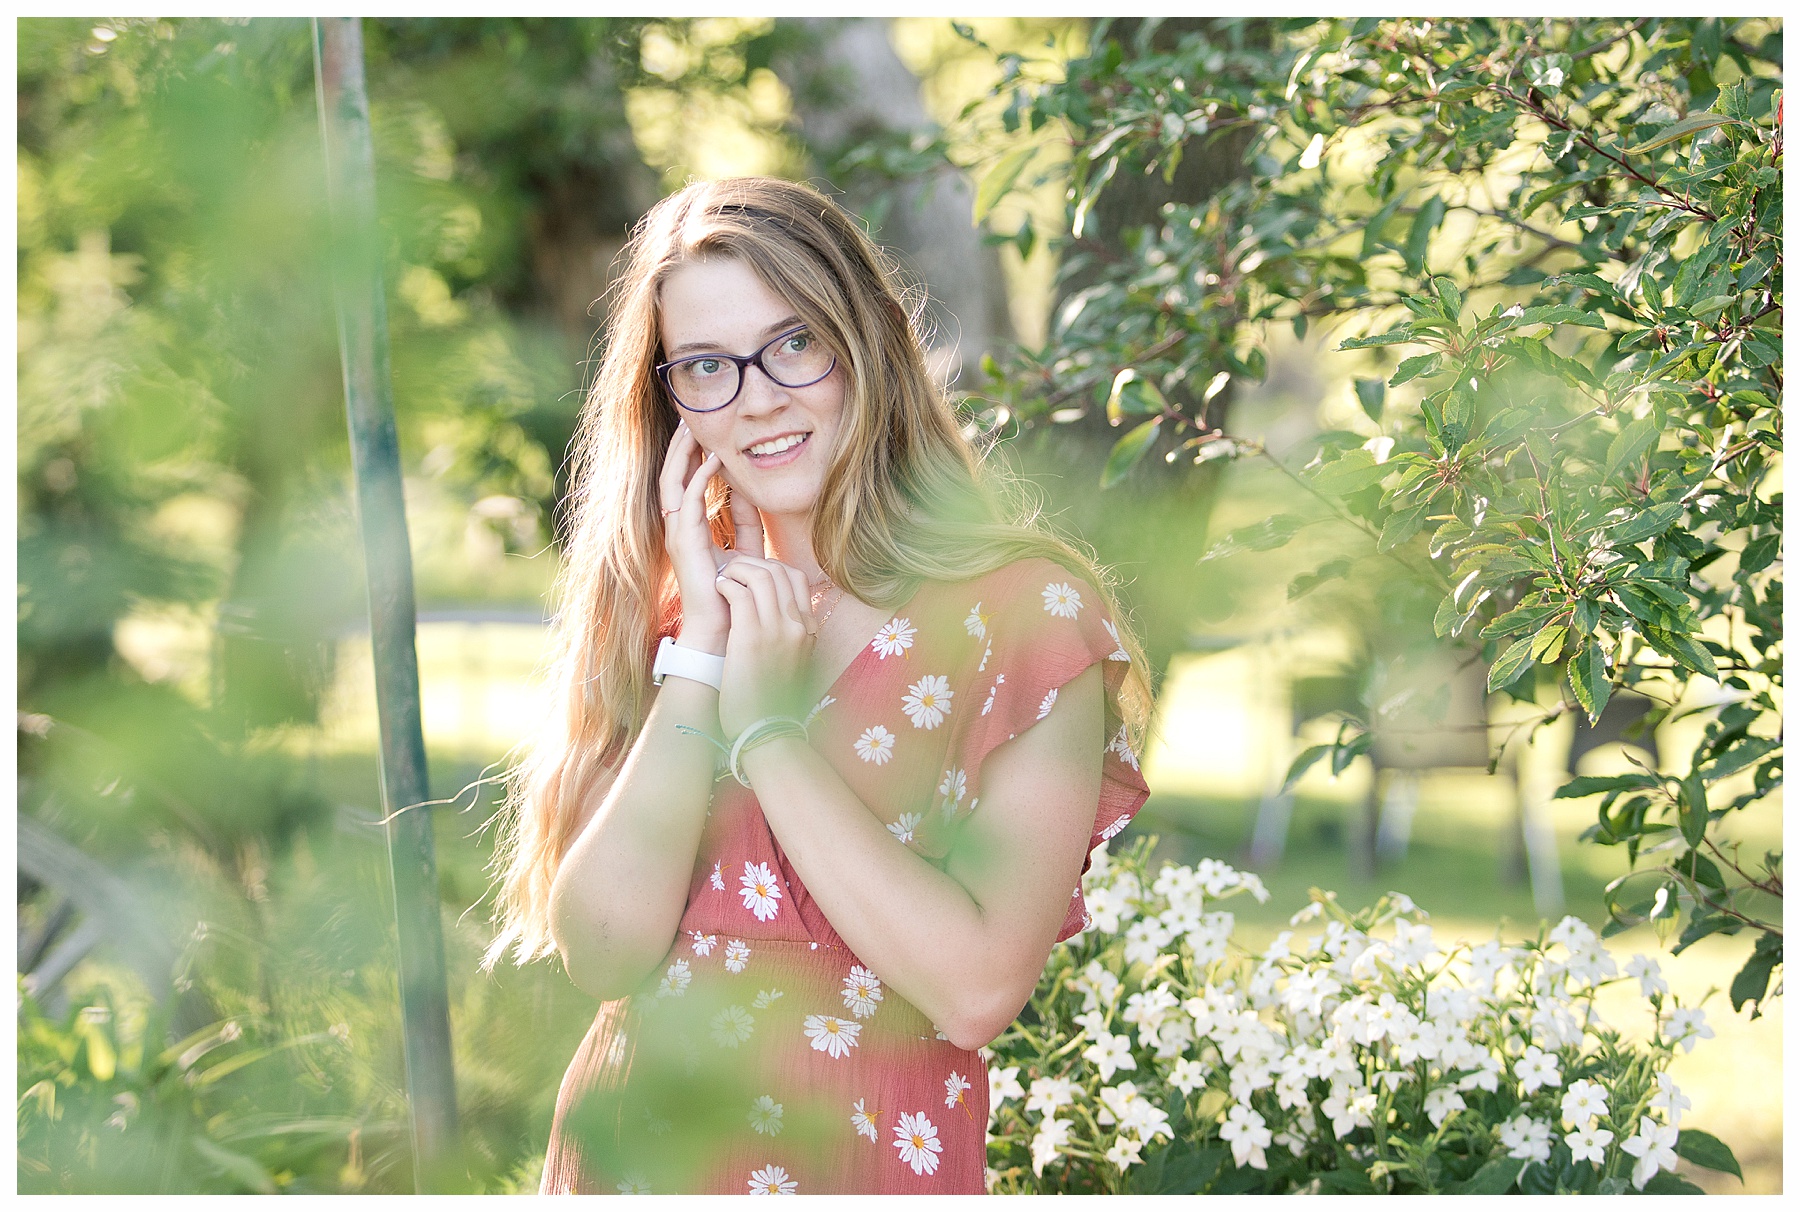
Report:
962,17,1782,1010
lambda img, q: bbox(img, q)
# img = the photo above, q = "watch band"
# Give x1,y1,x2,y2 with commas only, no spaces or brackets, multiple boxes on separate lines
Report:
653,636,725,691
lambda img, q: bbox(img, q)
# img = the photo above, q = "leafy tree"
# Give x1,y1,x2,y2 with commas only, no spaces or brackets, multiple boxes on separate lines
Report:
964,18,1781,1008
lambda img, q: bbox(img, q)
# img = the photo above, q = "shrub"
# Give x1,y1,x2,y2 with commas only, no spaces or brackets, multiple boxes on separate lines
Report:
983,837,1743,1194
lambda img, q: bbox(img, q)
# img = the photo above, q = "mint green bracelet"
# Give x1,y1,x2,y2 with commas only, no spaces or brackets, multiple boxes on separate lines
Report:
726,715,809,789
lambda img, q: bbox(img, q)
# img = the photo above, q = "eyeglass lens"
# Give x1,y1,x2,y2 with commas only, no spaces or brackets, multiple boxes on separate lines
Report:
666,330,835,412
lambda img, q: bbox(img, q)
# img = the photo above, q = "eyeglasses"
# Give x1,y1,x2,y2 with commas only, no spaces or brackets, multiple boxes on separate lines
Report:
655,325,837,413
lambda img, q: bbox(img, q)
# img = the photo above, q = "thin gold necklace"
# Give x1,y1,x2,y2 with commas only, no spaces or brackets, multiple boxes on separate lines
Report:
809,574,846,629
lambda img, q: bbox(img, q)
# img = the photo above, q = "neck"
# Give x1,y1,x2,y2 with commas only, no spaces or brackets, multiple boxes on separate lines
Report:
759,510,824,583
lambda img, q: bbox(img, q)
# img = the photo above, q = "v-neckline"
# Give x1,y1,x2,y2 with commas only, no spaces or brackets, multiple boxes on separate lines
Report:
807,578,931,709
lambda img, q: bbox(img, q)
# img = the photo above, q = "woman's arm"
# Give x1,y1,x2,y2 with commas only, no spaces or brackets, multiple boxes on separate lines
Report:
739,664,1104,1051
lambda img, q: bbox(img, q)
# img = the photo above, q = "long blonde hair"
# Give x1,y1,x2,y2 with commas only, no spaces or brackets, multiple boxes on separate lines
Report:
485,177,1151,968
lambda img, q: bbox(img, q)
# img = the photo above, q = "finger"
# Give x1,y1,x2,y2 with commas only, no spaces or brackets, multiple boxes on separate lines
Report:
680,450,721,523
725,470,765,557
657,423,695,514
720,557,784,631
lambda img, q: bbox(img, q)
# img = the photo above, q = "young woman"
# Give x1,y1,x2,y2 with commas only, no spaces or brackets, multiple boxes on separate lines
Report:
486,176,1152,1195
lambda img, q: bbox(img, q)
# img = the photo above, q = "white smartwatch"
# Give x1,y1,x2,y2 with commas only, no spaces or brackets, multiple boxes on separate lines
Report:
653,636,725,691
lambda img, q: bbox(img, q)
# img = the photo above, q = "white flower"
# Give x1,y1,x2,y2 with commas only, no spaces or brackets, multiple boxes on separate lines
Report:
656,958,691,999
724,938,751,974
1498,1114,1553,1162
1392,1017,1442,1065
870,617,917,658
854,724,897,765
1650,1072,1690,1125
1095,1080,1141,1127
802,694,836,727
1042,581,1084,618
710,862,725,891
1169,1057,1211,1094
1561,1078,1609,1128
739,861,783,922
748,1095,785,1136
1123,918,1174,967
1567,1125,1614,1165
989,1065,1024,1107
1153,1013,1194,1059
1621,1116,1679,1188
893,1110,943,1176
1037,687,1059,719
886,811,923,845
981,678,1002,715
963,603,989,639
1423,1086,1465,1127
936,767,968,808
747,1163,796,1195
1456,1051,1504,1093
1322,1086,1376,1138
1548,914,1599,952
1220,1103,1272,1169
803,1013,862,1058
615,1173,652,1194
1083,1031,1137,1082
1514,1045,1562,1094
1105,1134,1144,1170
841,965,884,1018
710,1005,755,1048
902,674,954,729
1103,618,1130,661
1390,918,1439,968
851,1098,880,1142
1531,1001,1584,1050
1030,1116,1072,1176
751,987,783,1009
1626,954,1669,999
1665,1006,1714,1052
690,931,717,957
1026,1076,1078,1115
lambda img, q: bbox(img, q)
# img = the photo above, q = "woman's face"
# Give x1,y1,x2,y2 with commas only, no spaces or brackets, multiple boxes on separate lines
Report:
657,256,849,524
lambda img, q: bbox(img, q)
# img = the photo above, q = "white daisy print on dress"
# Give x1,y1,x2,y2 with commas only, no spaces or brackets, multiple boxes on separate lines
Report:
803,694,836,727
1106,722,1140,771
841,965,884,1018
710,1005,755,1048
854,724,897,765
803,1013,862,1058
851,1098,881,1142
656,958,691,999
690,931,717,957
870,617,917,658
724,938,752,974
747,1164,796,1195
902,674,954,729
945,1070,973,1112
752,988,784,1009
1038,687,1059,719
1043,581,1084,618
739,861,783,922
615,1174,652,1194
893,1111,944,1176
978,639,992,673
710,862,726,892
937,767,967,809
1099,812,1131,841
981,674,1005,716
887,812,922,845
963,602,989,640
748,1095,785,1136
1103,618,1131,662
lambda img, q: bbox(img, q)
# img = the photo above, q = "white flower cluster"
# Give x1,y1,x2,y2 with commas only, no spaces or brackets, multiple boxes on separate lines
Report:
986,841,1721,1195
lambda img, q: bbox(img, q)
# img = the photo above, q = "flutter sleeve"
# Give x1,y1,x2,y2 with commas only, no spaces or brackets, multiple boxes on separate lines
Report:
938,558,1151,942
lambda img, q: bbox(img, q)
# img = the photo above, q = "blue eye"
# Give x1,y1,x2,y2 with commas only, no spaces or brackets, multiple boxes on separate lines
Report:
691,358,725,377
782,332,811,354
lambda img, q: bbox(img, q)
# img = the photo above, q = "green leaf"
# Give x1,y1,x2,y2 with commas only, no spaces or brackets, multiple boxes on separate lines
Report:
1516,305,1608,329
1625,112,1743,154
1404,195,1448,275
1529,622,1568,664
1310,449,1389,496
1100,416,1162,488
1487,634,1536,692
1288,558,1353,600
1610,502,1685,544
1280,744,1331,793
1106,367,1167,424
1568,640,1612,723
1377,502,1429,552
1553,772,1659,799
190,1136,279,1195
973,145,1038,224
1353,377,1386,421
1641,1171,1707,1195
1338,327,1421,350
1203,513,1304,561
1679,771,1709,847
1728,933,1782,1015
1450,1156,1526,1195
1389,353,1443,387
1432,275,1463,321
1676,1129,1744,1181
1605,416,1659,474
1644,624,1720,681
1739,532,1779,573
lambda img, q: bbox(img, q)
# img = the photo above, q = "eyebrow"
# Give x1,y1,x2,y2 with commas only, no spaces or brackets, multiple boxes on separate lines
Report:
664,316,805,358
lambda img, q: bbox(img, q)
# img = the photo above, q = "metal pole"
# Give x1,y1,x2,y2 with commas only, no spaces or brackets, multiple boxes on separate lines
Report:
312,17,459,1190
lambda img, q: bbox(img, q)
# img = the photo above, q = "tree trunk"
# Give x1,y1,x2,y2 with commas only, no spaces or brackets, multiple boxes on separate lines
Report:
779,18,1014,383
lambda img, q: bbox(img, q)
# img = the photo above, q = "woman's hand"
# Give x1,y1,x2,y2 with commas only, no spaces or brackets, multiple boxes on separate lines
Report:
713,554,816,736
657,421,764,654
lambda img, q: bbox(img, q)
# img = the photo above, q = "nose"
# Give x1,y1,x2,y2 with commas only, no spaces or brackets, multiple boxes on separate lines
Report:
733,360,791,416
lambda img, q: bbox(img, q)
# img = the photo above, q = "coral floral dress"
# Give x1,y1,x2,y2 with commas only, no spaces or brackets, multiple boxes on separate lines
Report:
540,558,1150,1195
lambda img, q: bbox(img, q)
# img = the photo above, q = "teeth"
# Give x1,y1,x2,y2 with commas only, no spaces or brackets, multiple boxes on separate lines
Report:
747,433,807,457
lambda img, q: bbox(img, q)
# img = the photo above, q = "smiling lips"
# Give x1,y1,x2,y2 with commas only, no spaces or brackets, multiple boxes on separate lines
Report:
744,431,811,464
